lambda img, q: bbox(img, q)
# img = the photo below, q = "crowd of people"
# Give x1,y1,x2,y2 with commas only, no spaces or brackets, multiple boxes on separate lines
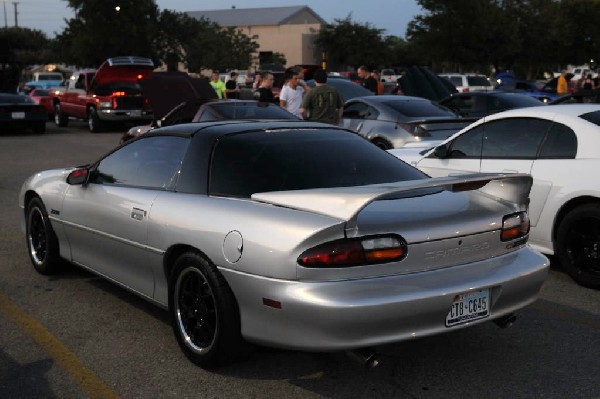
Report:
207,65,393,124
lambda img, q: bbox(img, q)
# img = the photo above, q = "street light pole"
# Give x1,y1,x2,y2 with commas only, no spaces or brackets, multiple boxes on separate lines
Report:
12,1,17,27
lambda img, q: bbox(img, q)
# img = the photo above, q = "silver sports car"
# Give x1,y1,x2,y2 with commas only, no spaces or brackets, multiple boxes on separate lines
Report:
20,120,549,369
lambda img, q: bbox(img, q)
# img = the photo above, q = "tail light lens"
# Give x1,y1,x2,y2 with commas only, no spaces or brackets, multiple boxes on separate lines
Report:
501,212,529,242
398,123,430,138
298,235,407,268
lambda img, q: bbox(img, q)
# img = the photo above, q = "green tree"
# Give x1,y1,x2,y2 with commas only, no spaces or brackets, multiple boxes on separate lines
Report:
315,14,387,70
55,0,160,67
0,27,52,91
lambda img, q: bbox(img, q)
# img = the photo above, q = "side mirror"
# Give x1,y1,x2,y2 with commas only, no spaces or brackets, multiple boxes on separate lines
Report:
67,168,89,185
433,145,449,158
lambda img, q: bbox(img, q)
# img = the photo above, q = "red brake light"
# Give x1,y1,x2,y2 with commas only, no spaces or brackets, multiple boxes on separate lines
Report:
112,91,125,96
298,235,407,267
501,212,529,242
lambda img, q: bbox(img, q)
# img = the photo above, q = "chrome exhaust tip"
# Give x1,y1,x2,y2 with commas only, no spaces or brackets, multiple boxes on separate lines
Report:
346,347,381,369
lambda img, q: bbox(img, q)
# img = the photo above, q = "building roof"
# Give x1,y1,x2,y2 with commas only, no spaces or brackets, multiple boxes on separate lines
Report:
186,5,326,27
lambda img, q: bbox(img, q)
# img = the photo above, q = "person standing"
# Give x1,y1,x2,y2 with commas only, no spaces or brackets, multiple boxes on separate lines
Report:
279,70,304,118
254,72,275,103
372,69,385,95
300,69,343,124
225,71,240,99
358,65,378,95
557,70,569,96
210,72,227,99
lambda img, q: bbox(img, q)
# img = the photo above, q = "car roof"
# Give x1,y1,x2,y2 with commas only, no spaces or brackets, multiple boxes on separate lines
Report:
348,95,431,104
484,103,600,120
146,120,337,139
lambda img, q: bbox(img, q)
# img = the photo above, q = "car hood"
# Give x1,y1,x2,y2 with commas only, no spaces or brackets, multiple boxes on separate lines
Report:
138,71,218,119
90,56,155,91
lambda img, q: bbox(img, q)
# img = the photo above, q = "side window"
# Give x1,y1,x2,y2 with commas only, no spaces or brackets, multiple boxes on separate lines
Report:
538,122,577,159
91,136,188,189
445,125,485,157
342,102,369,119
74,75,85,90
196,110,217,122
449,96,474,114
365,106,380,120
481,118,549,159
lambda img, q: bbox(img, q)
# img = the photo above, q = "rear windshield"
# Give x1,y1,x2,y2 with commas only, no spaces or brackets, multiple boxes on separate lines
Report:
382,100,457,117
0,94,35,104
32,89,50,96
209,129,426,197
210,103,297,120
579,111,600,126
37,74,63,81
467,76,492,87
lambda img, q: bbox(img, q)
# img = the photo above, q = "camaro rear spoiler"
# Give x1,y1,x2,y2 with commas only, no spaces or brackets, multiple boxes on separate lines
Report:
252,173,532,227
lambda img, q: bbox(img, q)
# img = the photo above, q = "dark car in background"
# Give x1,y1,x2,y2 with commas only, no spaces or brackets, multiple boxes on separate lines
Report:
121,100,298,143
339,95,474,149
0,93,47,134
439,91,545,118
306,78,372,102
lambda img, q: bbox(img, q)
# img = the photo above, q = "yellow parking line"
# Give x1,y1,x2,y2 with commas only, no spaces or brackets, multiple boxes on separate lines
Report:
531,301,600,330
0,291,120,399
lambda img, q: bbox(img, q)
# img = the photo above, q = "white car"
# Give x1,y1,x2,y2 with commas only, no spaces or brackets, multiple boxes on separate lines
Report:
389,104,600,289
438,73,493,92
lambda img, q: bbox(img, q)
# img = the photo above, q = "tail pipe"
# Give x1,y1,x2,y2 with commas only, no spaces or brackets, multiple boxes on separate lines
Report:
346,347,381,369
494,313,517,329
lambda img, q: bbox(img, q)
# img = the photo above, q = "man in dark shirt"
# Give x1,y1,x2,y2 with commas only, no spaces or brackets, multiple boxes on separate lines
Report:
254,72,275,103
300,69,343,124
358,65,378,95
225,71,240,99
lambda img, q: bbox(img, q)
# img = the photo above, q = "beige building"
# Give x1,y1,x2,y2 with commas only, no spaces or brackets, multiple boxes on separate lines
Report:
187,6,326,68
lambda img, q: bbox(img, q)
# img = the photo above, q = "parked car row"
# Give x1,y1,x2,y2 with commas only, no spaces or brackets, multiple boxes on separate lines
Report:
389,104,600,289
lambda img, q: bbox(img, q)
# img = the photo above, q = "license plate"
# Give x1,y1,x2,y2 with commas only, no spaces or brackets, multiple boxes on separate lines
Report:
445,288,490,327
11,112,25,119
130,110,141,117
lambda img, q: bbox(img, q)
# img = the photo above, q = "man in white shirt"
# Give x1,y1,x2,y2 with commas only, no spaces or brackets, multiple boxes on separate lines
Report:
279,70,305,118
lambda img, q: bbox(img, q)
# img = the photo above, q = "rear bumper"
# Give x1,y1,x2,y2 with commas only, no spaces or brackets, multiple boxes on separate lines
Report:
98,108,153,122
220,247,549,351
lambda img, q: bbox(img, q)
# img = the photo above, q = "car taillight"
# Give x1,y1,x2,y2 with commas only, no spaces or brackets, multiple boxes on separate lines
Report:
298,235,407,267
501,212,529,242
463,88,470,92
398,123,431,138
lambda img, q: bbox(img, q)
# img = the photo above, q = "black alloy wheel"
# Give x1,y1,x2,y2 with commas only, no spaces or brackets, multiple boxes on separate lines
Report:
557,203,600,289
26,197,61,275
169,252,245,368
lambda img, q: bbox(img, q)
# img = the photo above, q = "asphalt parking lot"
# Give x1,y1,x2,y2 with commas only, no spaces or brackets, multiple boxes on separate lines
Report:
1,121,599,398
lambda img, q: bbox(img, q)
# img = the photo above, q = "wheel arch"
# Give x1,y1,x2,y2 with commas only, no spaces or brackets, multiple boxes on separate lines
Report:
552,196,600,246
23,190,41,214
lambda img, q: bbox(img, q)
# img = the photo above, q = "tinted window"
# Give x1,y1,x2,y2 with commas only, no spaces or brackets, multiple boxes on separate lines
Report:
539,122,577,158
447,125,484,157
210,129,426,198
0,94,35,104
449,77,463,87
579,110,600,126
92,136,188,189
342,102,369,119
481,118,549,158
467,76,492,87
32,89,50,96
208,103,297,119
382,100,456,117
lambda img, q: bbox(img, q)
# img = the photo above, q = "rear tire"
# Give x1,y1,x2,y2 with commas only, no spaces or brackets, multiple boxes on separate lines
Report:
556,203,600,289
88,106,103,133
26,197,62,275
371,138,392,150
54,103,68,127
169,252,245,368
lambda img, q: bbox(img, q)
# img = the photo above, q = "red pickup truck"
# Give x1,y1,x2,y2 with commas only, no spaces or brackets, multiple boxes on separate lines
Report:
52,56,155,132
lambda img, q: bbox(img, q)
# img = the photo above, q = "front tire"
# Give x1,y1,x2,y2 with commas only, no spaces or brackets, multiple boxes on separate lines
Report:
371,138,392,150
88,106,103,133
556,203,600,289
32,121,46,134
26,197,62,275
169,252,245,368
54,103,68,127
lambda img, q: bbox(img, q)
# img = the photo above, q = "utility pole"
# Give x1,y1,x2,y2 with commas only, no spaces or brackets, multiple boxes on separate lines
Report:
3,1,7,28
12,1,17,27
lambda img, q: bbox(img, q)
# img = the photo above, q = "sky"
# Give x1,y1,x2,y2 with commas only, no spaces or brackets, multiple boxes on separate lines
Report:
5,0,423,39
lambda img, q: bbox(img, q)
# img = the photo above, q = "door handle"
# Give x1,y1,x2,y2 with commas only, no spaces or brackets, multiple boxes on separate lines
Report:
131,208,146,221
